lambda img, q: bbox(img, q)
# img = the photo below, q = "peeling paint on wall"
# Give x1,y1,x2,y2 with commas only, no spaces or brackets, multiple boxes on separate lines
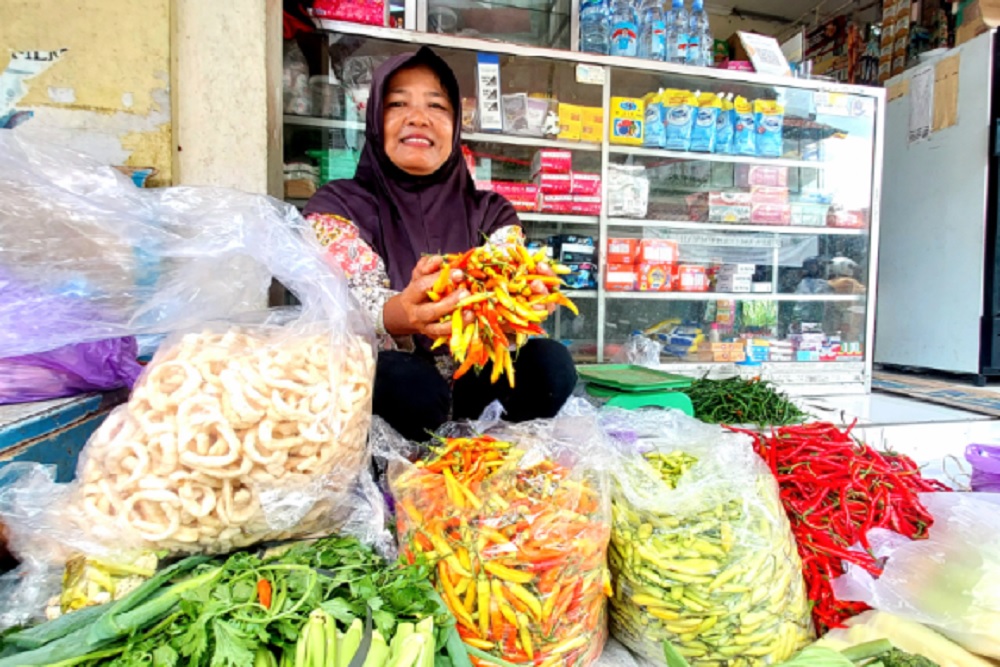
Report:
0,0,172,184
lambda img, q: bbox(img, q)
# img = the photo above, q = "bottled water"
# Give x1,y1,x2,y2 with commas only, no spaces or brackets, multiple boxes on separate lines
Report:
666,0,688,64
687,0,713,66
609,0,639,57
579,0,609,55
638,0,666,61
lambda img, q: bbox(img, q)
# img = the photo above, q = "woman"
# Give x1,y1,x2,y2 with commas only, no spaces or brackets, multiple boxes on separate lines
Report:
304,47,577,441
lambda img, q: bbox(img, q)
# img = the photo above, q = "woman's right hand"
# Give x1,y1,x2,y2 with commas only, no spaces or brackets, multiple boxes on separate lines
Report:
383,255,471,338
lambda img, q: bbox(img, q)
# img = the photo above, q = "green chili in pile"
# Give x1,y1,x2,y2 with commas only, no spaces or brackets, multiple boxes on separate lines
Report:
681,376,807,426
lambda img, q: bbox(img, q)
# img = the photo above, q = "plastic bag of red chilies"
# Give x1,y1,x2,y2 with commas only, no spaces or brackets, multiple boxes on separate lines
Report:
728,421,950,633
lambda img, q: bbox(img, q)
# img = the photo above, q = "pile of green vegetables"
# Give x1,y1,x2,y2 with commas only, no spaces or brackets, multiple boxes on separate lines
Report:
681,376,806,426
664,639,938,667
0,537,474,667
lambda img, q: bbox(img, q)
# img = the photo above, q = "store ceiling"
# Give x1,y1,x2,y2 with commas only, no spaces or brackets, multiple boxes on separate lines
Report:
707,0,873,27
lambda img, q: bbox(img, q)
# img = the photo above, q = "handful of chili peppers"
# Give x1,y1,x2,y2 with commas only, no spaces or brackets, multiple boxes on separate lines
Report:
427,244,578,387
729,421,951,633
392,434,611,667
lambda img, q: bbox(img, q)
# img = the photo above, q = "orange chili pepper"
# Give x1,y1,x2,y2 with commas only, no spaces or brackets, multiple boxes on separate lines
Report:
257,578,272,609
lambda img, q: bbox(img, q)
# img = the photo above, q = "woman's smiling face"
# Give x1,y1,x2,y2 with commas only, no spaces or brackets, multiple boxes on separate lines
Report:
382,64,455,176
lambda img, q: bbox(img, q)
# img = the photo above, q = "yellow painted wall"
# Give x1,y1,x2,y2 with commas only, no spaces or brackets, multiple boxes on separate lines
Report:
0,0,172,184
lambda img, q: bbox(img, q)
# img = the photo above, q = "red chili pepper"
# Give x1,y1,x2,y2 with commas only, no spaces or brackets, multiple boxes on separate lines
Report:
729,422,950,633
257,578,273,609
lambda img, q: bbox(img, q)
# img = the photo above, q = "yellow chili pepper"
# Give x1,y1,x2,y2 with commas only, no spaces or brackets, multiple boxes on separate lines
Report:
464,638,495,651
449,309,463,353
457,292,491,308
477,578,491,637
550,635,588,656
440,563,477,631
541,582,560,622
517,245,536,271
456,547,472,573
505,582,542,621
484,561,534,585
430,336,447,351
463,577,477,614
492,580,518,626
517,614,535,660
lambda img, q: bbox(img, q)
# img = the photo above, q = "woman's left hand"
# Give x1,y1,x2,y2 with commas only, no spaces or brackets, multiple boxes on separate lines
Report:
529,263,559,315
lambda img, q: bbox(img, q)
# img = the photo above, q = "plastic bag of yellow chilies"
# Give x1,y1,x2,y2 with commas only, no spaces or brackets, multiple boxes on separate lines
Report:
599,408,814,666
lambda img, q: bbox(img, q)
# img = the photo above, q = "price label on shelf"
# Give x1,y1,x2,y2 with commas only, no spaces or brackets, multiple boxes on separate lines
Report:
576,64,606,86
661,233,782,249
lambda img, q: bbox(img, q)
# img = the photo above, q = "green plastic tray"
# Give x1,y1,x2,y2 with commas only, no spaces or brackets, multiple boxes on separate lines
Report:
576,364,694,392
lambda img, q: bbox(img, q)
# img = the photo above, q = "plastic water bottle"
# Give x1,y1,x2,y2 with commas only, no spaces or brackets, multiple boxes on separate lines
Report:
609,0,639,57
579,0,609,55
638,0,666,61
666,0,688,64
687,0,712,66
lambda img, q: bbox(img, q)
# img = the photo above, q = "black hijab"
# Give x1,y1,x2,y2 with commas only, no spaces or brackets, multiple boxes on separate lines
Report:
304,47,519,290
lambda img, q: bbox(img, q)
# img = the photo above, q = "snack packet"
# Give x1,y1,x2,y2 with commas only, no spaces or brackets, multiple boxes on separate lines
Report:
663,89,698,152
733,96,756,157
754,99,785,158
691,92,722,153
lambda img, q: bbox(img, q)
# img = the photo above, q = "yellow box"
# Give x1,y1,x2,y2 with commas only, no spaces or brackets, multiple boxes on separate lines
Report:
609,97,644,145
581,123,602,143
559,124,582,142
580,106,604,125
559,103,583,125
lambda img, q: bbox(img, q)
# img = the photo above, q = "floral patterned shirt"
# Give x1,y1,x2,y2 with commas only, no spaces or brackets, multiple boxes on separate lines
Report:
308,213,523,373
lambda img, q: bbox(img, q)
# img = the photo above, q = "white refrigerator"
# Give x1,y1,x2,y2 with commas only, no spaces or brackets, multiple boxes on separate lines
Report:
874,30,1000,384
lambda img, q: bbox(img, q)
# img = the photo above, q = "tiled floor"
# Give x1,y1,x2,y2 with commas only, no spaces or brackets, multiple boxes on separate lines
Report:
799,390,1000,488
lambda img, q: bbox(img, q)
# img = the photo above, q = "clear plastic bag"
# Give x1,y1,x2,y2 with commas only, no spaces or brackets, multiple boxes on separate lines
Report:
610,334,661,368
832,492,1000,659
375,399,612,667
0,133,389,622
600,408,814,666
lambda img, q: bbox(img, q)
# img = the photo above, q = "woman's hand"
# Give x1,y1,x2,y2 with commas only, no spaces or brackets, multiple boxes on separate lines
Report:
529,262,559,315
383,255,473,338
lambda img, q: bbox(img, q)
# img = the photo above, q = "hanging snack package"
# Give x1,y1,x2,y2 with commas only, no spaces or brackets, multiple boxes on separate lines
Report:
0,133,387,626
714,94,735,154
600,407,815,666
662,89,698,152
378,400,612,667
733,96,757,157
754,100,785,159
690,92,722,153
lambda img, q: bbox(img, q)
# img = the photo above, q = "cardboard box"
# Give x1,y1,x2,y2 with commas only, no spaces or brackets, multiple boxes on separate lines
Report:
571,172,602,196
716,263,756,277
735,164,788,188
715,276,752,293
957,0,1000,45
605,263,637,291
558,104,583,142
791,202,831,227
678,264,710,292
750,203,792,225
607,238,638,265
581,123,602,144
532,150,572,175
536,173,572,194
609,97,644,146
539,194,574,214
638,263,676,291
750,186,790,206
636,239,680,264
581,106,604,125
570,196,602,216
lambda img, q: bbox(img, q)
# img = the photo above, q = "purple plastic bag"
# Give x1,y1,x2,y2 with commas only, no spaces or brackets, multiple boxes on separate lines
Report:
966,444,1000,492
0,338,142,405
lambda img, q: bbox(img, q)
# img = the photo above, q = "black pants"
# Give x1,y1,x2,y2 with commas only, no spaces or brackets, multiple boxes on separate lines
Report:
372,339,577,442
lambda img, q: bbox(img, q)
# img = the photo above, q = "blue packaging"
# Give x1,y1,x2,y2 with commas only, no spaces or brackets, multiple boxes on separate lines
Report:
754,100,785,158
642,91,665,148
732,96,756,157
714,96,734,154
662,89,697,152
690,93,721,153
